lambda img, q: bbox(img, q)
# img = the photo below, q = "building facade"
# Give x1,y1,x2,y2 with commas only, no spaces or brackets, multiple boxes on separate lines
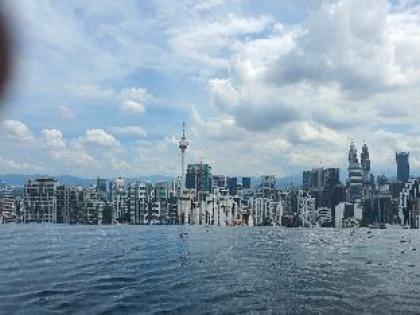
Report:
24,178,58,223
396,152,410,183
186,163,212,194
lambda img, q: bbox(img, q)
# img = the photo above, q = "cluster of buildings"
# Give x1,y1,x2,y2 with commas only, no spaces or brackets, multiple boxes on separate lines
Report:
301,143,410,228
0,173,276,226
0,124,419,228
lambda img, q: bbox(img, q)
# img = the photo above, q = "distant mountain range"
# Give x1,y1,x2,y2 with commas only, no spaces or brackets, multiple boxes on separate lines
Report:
0,174,174,187
0,174,303,188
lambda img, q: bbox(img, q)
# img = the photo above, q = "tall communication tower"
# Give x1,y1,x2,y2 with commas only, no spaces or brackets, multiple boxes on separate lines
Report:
178,122,189,189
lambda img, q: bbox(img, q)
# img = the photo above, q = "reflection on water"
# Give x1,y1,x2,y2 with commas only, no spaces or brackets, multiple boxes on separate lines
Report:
0,225,419,313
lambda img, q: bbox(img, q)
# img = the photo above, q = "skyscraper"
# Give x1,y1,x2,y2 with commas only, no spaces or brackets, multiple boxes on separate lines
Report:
96,177,108,201
185,163,212,193
396,152,409,183
242,177,251,189
323,168,340,190
347,142,363,202
301,167,342,214
302,168,339,191
227,177,238,196
360,142,371,185
302,170,312,189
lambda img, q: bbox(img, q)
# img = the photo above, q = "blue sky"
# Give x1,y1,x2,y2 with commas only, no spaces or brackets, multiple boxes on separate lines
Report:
0,0,420,178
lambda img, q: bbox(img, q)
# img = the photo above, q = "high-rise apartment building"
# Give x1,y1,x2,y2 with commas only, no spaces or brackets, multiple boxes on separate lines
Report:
24,177,57,223
127,182,149,224
111,177,128,223
0,187,16,222
153,182,168,224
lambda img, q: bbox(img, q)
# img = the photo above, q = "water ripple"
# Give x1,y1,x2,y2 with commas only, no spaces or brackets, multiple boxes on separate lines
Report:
0,225,420,313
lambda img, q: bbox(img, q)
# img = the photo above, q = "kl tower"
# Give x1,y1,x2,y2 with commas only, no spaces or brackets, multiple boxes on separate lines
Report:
178,122,189,190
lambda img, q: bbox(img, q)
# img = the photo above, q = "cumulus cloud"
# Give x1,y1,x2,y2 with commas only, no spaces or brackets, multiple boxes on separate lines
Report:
84,129,121,148
3,0,420,177
50,148,98,169
120,100,146,115
264,0,404,96
1,120,34,142
41,128,99,169
118,87,151,116
190,107,246,140
0,156,40,173
199,0,420,176
284,121,342,145
208,77,303,131
170,13,273,68
42,129,66,148
208,78,240,110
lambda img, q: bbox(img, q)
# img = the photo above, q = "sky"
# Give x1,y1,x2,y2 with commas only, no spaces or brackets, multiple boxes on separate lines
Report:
0,0,420,178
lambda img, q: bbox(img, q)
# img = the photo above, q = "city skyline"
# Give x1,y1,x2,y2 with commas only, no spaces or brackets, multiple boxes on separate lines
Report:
2,141,415,227
1,1,420,177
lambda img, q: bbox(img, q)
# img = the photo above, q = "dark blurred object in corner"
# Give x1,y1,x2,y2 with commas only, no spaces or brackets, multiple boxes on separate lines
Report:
0,11,11,100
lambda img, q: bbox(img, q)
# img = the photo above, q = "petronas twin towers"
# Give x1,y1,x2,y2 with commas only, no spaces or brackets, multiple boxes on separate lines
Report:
347,142,371,202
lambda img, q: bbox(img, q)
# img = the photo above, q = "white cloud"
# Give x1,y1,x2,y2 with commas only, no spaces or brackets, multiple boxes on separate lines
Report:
42,129,66,148
51,148,98,169
262,0,404,96
188,0,420,175
170,13,273,69
84,129,121,148
120,100,146,115
190,106,245,140
0,156,40,173
1,120,34,142
3,0,420,177
284,121,342,145
41,128,99,169
208,78,239,110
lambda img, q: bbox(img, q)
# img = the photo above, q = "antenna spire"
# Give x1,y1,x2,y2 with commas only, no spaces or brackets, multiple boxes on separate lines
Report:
179,122,189,190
